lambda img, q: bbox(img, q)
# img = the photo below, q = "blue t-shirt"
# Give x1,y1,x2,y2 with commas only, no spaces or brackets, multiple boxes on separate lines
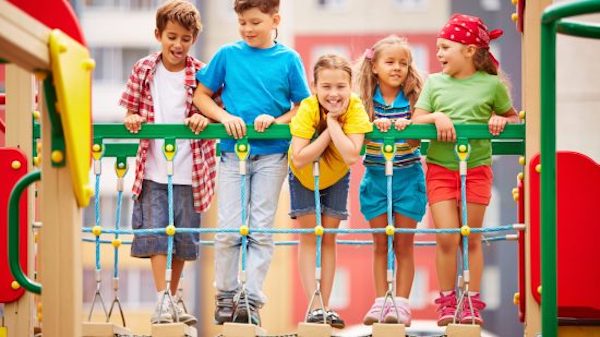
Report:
196,41,310,154
363,87,421,169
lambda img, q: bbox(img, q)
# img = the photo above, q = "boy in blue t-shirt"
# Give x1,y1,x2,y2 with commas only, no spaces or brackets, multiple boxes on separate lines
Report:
193,0,310,326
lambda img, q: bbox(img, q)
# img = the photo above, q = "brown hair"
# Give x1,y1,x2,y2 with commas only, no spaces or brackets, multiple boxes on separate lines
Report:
354,35,423,121
156,0,202,39
473,47,512,93
313,54,353,133
234,0,279,14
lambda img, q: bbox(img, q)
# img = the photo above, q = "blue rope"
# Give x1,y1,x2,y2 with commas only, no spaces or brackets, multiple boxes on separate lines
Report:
386,172,394,275
166,174,174,272
241,169,248,275
94,172,101,271
83,235,516,247
82,224,522,235
113,190,123,279
460,172,469,274
314,173,322,271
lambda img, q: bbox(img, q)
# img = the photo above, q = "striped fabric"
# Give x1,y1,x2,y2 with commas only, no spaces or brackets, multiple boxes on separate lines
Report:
363,89,421,168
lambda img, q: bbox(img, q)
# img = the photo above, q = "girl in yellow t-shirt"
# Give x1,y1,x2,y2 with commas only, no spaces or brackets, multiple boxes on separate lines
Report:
288,54,372,328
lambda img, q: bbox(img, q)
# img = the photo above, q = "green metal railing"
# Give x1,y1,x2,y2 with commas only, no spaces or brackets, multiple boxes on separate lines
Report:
541,1,600,336
92,123,525,157
8,171,42,294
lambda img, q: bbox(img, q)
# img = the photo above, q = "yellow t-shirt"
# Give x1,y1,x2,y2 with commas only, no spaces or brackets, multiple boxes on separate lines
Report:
289,94,373,190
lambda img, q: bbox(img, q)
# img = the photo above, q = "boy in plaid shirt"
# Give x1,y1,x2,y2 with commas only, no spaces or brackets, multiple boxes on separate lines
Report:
119,0,216,326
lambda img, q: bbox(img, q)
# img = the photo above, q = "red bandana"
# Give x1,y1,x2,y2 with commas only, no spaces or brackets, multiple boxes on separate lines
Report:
438,13,503,67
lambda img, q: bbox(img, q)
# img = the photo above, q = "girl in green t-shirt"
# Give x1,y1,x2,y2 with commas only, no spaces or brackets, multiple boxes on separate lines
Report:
412,14,520,326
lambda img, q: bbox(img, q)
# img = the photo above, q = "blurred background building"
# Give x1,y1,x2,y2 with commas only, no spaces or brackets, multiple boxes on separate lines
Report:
0,0,594,336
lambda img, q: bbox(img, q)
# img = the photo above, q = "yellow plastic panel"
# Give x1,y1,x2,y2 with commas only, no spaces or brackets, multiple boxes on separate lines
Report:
0,327,7,337
48,29,93,207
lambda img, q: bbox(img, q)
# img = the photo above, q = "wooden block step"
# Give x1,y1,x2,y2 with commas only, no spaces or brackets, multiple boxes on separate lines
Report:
446,323,481,337
152,323,197,337
297,322,332,337
82,322,132,337
372,323,406,337
222,322,267,337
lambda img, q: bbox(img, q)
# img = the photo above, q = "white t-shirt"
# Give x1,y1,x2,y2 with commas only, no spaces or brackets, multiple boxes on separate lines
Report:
145,62,193,185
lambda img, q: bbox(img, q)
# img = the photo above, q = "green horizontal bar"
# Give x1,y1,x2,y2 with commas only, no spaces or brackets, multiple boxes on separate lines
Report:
99,139,524,159
102,143,139,157
557,20,600,39
94,123,524,141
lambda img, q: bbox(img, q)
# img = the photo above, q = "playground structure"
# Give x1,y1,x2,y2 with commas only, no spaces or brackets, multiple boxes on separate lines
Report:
1,0,600,337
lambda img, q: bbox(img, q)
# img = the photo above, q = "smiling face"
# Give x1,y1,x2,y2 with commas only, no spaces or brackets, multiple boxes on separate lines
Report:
155,20,195,72
237,7,280,49
436,38,476,79
314,68,352,114
372,44,410,92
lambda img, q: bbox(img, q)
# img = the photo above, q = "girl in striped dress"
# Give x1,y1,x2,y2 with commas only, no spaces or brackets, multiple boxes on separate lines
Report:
355,35,427,326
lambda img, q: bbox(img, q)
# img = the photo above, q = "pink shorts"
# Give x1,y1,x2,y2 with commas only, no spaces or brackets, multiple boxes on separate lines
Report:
426,163,493,206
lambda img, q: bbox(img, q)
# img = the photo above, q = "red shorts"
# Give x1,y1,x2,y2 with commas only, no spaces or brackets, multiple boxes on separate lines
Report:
426,163,493,206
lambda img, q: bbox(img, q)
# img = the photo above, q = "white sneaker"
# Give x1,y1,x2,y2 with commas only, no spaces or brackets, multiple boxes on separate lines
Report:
151,301,173,324
172,303,197,326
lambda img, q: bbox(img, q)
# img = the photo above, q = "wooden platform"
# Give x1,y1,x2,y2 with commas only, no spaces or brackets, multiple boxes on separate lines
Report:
81,322,132,337
152,322,197,337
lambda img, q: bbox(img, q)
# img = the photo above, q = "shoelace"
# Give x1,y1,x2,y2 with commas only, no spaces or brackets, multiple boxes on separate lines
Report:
434,294,457,314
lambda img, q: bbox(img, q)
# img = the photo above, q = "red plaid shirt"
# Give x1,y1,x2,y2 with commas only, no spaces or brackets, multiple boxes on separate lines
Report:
119,52,217,212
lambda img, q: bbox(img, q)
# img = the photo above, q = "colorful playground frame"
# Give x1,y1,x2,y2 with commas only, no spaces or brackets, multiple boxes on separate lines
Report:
2,0,600,336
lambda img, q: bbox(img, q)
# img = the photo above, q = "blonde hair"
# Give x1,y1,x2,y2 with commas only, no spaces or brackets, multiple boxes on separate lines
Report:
355,35,423,121
313,54,353,133
156,0,202,38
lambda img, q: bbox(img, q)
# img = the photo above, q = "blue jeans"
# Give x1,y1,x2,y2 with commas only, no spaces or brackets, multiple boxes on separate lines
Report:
215,152,288,305
288,171,350,220
131,180,201,260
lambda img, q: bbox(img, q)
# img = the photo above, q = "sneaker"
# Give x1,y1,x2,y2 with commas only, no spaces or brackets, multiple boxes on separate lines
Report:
172,303,197,326
434,290,457,326
306,308,327,324
151,301,173,324
214,294,234,325
326,310,345,329
362,299,385,325
232,295,261,326
460,293,486,325
383,298,412,326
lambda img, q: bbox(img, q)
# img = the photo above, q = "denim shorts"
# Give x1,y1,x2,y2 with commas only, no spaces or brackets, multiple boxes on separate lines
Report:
288,170,350,220
359,164,427,222
131,179,201,260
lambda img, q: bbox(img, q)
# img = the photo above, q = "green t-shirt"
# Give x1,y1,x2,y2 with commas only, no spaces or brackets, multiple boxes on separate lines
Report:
415,71,512,170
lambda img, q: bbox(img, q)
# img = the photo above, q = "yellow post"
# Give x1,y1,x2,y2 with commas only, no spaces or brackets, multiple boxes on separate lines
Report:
4,64,35,337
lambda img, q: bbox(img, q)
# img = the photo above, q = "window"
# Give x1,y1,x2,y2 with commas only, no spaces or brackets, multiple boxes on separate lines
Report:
393,0,427,11
91,47,152,83
481,0,501,11
317,0,347,10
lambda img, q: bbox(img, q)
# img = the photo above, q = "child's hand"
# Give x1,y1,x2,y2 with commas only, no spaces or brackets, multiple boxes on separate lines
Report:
433,112,456,142
254,114,275,133
185,113,209,134
124,114,146,134
488,114,508,136
373,118,392,132
222,114,246,139
394,118,411,131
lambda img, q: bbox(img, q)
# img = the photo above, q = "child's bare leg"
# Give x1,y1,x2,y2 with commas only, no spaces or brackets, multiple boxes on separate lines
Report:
461,203,487,292
369,214,389,297
431,200,461,291
297,214,318,307
394,214,417,298
150,255,184,295
319,215,341,307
